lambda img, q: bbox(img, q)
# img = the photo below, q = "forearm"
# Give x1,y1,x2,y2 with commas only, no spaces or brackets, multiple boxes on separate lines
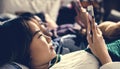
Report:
98,52,112,65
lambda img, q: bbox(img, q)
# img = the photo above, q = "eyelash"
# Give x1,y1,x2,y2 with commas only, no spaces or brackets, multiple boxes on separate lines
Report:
39,22,47,27
38,34,43,38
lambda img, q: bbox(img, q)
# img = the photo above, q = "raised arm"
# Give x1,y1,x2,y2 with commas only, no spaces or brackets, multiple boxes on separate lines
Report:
73,0,89,28
86,15,112,65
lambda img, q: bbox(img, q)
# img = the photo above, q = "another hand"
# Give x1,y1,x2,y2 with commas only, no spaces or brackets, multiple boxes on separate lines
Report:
87,18,112,65
73,0,90,28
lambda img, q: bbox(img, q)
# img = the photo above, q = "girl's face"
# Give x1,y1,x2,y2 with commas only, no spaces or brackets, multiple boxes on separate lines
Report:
28,16,56,67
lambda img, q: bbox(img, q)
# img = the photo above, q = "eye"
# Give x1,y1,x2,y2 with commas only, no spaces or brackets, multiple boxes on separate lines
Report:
38,34,43,38
44,35,52,43
33,30,41,37
39,22,48,27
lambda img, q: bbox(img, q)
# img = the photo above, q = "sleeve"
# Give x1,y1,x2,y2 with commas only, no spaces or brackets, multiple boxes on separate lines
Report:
100,62,120,69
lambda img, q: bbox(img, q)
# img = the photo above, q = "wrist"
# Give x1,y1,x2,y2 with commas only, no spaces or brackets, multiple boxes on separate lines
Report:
98,52,112,65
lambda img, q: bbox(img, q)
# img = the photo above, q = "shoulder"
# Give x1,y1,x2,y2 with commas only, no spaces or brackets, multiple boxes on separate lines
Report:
100,62,120,69
51,50,99,69
0,62,29,69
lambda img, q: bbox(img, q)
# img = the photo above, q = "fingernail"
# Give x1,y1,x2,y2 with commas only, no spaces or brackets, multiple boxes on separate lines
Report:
95,23,98,25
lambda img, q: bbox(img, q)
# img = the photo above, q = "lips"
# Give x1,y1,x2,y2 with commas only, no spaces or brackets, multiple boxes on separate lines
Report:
50,46,54,50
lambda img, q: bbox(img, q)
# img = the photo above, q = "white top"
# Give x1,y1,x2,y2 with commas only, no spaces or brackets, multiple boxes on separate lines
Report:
51,50,120,69
100,62,120,69
0,62,28,69
0,0,61,21
1,50,120,69
51,50,99,69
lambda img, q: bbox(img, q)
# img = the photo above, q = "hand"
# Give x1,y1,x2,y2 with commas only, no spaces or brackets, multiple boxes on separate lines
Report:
87,18,112,65
98,21,120,41
74,0,90,28
44,13,58,30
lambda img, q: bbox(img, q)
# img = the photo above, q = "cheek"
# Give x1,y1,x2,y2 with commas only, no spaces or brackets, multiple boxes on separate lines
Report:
30,39,50,55
30,40,52,65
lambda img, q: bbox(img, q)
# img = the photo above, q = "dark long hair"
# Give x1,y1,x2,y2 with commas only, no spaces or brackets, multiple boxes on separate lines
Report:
0,13,35,67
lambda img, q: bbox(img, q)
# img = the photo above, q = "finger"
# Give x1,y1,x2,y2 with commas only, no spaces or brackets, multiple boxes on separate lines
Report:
77,0,82,11
87,13,92,34
96,26,102,36
87,19,91,35
73,0,82,14
87,18,93,44
75,16,86,28
91,18,102,36
87,32,92,45
74,5,80,15
87,45,89,48
76,0,86,13
77,0,82,7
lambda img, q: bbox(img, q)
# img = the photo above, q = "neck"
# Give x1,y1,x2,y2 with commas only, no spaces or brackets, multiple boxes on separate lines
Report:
32,63,49,69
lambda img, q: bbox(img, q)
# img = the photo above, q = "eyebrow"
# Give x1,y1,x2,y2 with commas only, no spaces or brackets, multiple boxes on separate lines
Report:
38,34,43,38
32,30,41,37
39,22,47,26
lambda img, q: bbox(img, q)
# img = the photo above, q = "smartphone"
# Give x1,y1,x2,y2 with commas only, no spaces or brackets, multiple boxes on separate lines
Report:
87,5,95,40
87,5,94,18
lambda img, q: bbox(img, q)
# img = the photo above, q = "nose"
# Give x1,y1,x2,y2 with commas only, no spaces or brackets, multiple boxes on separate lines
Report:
44,35,52,44
40,23,52,37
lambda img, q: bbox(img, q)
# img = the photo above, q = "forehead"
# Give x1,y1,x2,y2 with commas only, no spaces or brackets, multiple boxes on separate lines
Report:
28,16,42,34
27,16,51,37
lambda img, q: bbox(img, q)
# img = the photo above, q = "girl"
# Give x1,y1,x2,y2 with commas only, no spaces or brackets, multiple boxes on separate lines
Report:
0,12,119,69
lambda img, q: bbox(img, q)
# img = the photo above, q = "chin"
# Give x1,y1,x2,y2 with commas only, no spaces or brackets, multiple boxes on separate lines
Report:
51,50,57,59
